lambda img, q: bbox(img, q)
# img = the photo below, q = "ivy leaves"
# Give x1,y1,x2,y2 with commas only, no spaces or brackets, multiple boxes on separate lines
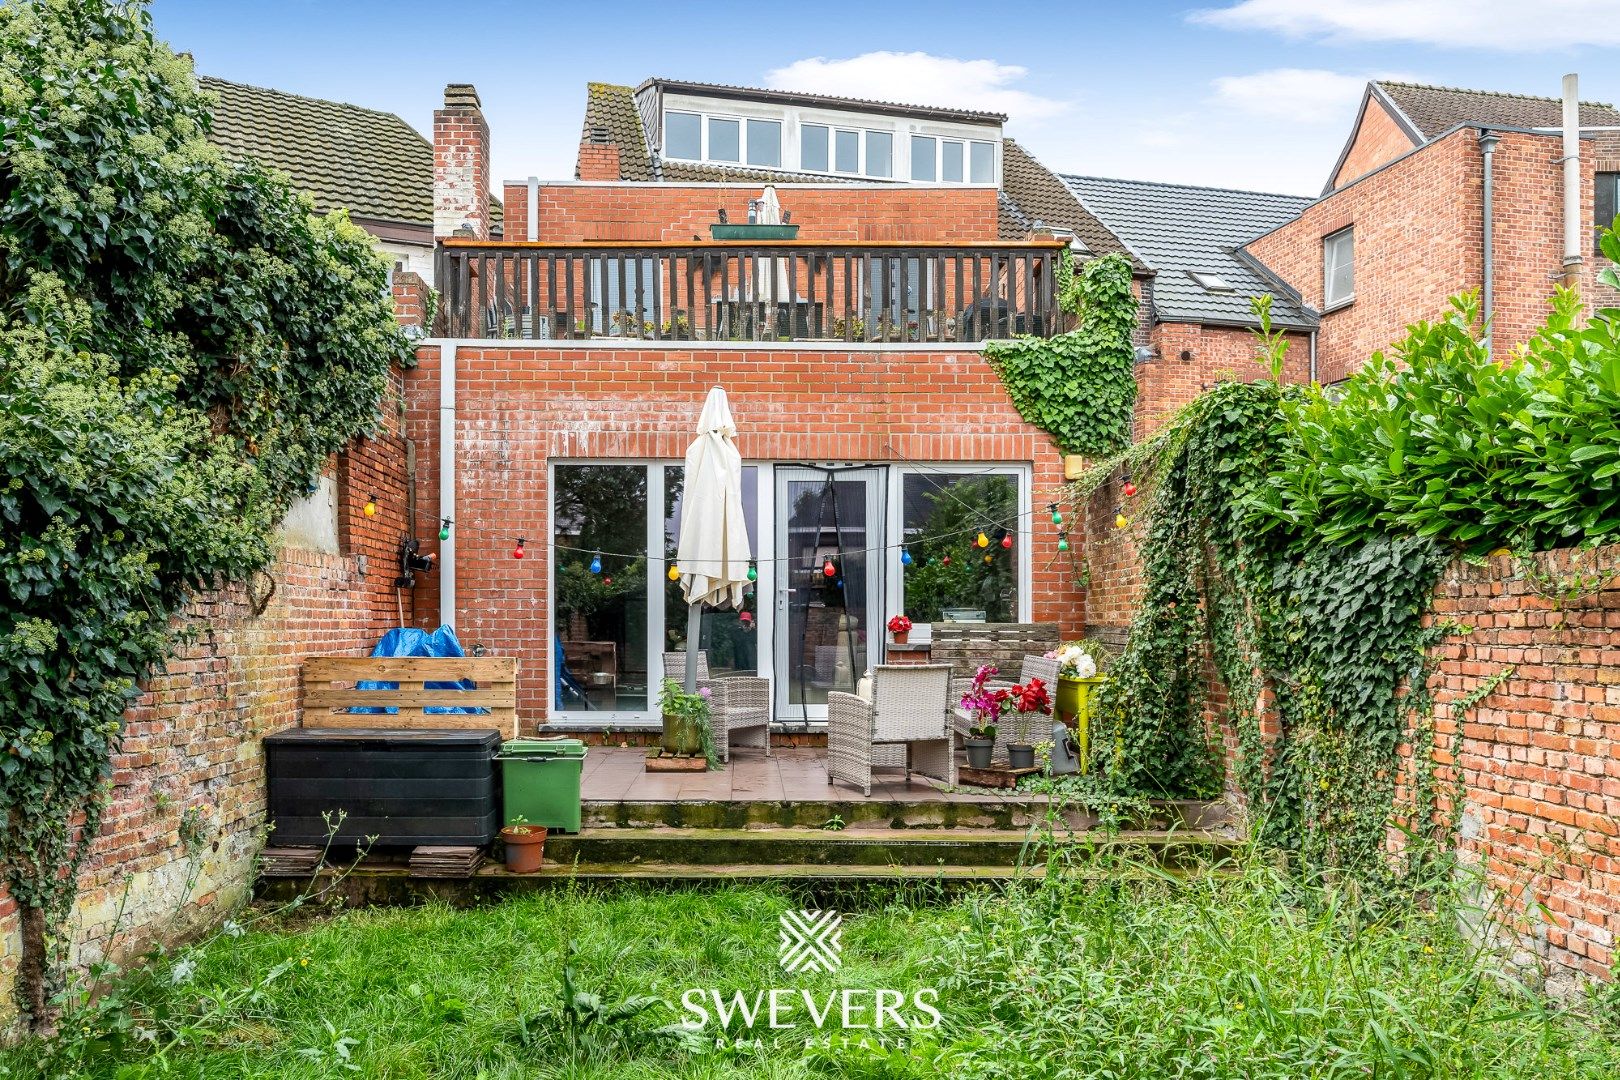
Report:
985,252,1137,456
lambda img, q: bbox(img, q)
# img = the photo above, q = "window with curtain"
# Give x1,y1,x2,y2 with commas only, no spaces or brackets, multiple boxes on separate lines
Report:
898,471,1020,623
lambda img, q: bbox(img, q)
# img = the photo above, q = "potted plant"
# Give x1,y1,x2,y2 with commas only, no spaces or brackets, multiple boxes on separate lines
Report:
964,723,997,770
501,815,547,874
1000,677,1052,770
887,613,913,645
658,678,716,766
1048,643,1106,773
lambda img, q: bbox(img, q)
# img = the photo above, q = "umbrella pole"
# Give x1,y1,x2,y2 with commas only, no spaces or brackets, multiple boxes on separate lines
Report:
683,602,702,692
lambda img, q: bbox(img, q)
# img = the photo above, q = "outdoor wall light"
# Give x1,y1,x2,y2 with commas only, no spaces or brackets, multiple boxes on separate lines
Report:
1133,345,1159,363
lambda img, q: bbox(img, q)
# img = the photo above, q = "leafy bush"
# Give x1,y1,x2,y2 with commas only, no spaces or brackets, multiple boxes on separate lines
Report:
0,0,411,1026
1260,236,1620,554
985,251,1138,456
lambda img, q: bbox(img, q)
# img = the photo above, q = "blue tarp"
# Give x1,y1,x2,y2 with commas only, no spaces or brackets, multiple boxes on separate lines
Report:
351,625,488,714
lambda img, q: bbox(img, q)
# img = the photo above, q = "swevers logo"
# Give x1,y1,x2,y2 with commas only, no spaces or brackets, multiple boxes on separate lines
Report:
778,909,842,973
680,909,941,1038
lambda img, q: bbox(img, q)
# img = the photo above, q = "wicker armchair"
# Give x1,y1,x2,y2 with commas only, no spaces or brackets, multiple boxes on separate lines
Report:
953,653,1059,763
826,664,955,797
662,652,771,762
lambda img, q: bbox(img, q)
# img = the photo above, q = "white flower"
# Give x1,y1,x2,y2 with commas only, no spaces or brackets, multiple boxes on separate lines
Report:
1055,644,1096,678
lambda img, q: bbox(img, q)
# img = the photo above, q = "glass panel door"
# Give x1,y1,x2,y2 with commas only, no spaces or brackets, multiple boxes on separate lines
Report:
773,467,885,725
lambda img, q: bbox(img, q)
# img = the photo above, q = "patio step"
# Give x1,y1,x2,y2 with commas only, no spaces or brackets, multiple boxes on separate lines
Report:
582,797,1230,832
542,827,1236,870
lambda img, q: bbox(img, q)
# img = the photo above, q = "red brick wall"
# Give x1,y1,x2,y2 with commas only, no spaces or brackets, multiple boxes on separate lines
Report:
1332,97,1417,190
405,342,1081,724
576,141,621,181
0,375,413,1026
1139,324,1311,436
1428,546,1620,989
501,183,1000,244
1249,128,1601,384
434,85,491,241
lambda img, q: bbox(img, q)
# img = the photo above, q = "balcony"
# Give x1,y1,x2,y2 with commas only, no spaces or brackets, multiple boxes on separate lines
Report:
435,239,1067,343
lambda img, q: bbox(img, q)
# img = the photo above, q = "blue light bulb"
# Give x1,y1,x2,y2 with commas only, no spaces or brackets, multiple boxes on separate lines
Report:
900,548,913,566
589,555,602,575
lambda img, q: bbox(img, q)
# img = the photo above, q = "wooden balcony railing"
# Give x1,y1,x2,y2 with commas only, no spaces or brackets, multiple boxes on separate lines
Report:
435,239,1068,343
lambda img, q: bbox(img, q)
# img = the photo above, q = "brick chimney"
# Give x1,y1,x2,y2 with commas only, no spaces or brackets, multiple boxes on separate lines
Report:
576,125,622,181
434,83,491,240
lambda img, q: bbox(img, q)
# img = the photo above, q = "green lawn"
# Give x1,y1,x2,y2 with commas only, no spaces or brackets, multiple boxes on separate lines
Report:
8,855,1618,1079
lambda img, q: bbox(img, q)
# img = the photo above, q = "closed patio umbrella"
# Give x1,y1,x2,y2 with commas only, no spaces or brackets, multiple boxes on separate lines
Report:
675,386,752,691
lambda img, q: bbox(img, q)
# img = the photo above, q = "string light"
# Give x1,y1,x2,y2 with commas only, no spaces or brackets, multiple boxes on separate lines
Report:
513,537,526,559
747,563,758,582
1123,476,1137,498
1114,509,1129,529
588,553,602,575
363,494,377,517
1051,508,1063,525
942,555,952,566
667,564,681,581
603,576,612,586
1057,535,1070,552
900,548,913,566
976,532,990,549
982,553,993,564
439,518,451,542
822,560,837,578
1001,534,1014,549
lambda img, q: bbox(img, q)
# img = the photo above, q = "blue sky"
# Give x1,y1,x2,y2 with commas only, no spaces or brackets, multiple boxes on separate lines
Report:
149,0,1620,195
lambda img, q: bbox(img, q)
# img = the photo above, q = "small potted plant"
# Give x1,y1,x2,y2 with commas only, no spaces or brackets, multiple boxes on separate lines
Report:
658,677,716,766
1000,677,1052,770
887,613,913,645
964,723,998,770
501,814,547,874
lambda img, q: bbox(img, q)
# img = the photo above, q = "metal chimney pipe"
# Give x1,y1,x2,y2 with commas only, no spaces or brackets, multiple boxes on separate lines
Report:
1561,73,1584,288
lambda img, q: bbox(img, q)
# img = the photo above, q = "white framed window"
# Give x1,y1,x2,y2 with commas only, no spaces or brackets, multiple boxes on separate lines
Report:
665,111,701,161
911,135,937,182
707,116,740,162
801,123,829,172
888,465,1031,632
834,129,861,173
969,140,995,184
1323,227,1354,309
941,140,964,183
746,118,781,167
865,131,893,178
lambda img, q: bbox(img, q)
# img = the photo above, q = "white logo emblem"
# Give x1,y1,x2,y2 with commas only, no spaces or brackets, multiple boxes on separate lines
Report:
778,909,842,973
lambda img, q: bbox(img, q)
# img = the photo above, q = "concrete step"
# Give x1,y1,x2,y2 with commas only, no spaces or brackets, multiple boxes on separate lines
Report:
543,827,1236,869
582,797,1230,833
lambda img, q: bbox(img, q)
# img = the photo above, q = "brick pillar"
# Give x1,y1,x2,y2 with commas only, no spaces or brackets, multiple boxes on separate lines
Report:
576,138,622,181
391,267,430,330
434,83,490,240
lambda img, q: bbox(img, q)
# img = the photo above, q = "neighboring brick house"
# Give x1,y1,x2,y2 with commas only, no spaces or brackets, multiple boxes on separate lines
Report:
199,74,503,284
1245,81,1620,383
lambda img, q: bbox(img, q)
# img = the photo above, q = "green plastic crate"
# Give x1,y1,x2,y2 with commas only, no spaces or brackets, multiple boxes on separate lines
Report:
498,738,587,834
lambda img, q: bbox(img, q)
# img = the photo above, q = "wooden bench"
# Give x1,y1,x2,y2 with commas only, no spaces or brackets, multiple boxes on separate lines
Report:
300,656,518,738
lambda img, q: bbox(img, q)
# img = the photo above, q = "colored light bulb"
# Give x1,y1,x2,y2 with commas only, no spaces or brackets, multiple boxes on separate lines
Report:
1115,513,1129,529
603,576,612,586
363,496,377,517
836,578,844,589
976,532,989,548
1057,537,1070,552
1051,510,1063,525
439,524,450,541
983,553,993,564
747,564,758,582
589,555,602,575
513,539,526,559
1123,481,1137,498
823,560,837,578
942,555,951,566
900,548,913,566
1001,534,1014,549
668,565,681,581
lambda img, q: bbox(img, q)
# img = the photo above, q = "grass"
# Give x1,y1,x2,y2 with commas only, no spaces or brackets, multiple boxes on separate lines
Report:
5,853,1618,1079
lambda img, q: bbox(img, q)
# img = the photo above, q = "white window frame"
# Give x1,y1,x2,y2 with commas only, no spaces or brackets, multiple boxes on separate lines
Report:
884,464,1032,639
1323,227,1355,310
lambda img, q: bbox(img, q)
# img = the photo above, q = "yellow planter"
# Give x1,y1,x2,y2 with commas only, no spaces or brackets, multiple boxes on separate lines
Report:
1055,675,1107,774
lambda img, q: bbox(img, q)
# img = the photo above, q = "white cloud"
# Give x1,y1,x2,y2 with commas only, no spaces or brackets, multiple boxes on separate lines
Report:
1211,68,1403,124
763,52,1070,122
1191,0,1620,51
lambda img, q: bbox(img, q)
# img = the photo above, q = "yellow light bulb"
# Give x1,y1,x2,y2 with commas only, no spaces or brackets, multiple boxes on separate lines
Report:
983,553,993,564
976,532,989,548
667,565,680,581
363,500,377,517
1115,513,1129,529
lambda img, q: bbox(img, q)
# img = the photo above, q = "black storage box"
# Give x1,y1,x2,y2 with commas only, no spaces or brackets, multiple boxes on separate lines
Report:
264,728,501,848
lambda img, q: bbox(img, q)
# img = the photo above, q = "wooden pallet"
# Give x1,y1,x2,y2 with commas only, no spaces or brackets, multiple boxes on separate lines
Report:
301,656,518,737
258,847,323,877
957,764,1041,790
644,750,709,773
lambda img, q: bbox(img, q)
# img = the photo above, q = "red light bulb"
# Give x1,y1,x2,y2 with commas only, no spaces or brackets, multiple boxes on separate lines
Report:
1001,534,1014,549
942,555,951,566
1123,481,1137,497
513,538,526,560
823,560,836,578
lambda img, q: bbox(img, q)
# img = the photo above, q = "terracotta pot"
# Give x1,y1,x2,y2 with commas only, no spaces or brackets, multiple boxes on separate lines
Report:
891,630,910,645
501,825,547,874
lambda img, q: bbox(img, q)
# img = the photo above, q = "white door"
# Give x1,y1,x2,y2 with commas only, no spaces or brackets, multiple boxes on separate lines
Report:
773,466,886,725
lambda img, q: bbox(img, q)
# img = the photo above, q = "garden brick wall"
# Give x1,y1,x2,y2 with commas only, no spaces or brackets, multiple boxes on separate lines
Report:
1427,545,1620,989
0,371,414,1029
1138,324,1311,437
404,341,1082,726
1248,128,1600,385
503,182,1001,244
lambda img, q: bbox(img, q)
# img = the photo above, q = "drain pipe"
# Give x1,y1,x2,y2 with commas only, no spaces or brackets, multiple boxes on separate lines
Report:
439,342,457,628
1561,73,1584,289
1479,128,1500,357
1308,329,1318,385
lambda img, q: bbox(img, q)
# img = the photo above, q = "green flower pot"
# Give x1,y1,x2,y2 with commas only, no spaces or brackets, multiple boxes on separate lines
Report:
661,712,703,755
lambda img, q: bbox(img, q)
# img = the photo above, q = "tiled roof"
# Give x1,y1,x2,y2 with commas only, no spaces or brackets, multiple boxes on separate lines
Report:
637,78,1006,125
999,140,1143,271
1061,175,1316,330
580,82,654,181
1376,81,1620,140
201,75,500,232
